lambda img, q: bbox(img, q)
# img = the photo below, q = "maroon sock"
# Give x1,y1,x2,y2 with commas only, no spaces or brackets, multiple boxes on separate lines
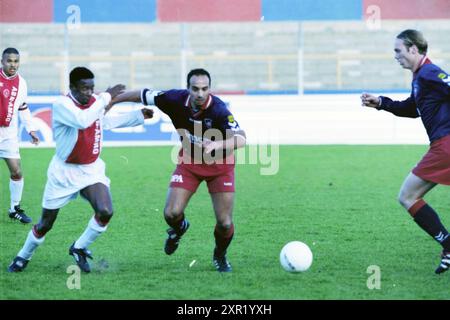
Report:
214,223,234,256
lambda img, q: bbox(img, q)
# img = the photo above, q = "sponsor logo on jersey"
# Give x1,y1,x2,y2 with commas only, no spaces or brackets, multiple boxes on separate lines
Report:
92,120,101,155
187,132,203,145
5,86,17,122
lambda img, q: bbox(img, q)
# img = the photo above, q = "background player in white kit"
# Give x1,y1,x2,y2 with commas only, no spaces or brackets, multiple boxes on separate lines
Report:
0,48,39,224
8,67,153,273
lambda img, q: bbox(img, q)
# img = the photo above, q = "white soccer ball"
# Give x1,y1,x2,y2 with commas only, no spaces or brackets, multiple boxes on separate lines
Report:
280,241,313,272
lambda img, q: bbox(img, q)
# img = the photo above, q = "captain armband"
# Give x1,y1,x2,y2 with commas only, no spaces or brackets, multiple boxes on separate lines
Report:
141,89,160,106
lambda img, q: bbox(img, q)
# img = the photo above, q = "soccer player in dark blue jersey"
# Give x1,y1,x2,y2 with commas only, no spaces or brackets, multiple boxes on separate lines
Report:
112,69,246,272
361,29,450,274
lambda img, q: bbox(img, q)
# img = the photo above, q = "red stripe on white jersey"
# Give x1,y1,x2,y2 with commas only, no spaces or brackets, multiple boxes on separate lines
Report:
65,95,102,164
0,71,20,127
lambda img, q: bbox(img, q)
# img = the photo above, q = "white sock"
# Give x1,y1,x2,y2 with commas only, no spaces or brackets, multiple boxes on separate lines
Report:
9,178,24,212
17,229,45,260
74,216,107,249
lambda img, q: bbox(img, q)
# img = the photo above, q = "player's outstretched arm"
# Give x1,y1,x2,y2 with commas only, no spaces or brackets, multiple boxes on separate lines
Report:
362,92,418,118
106,84,126,100
360,92,381,108
110,90,142,105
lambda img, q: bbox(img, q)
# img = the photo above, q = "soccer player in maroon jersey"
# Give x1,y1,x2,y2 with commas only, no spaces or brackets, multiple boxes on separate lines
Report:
0,47,40,224
112,69,246,272
8,67,154,273
361,30,450,274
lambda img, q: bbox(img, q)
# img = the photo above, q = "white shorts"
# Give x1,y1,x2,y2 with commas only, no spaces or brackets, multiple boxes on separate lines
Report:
0,137,20,159
42,156,111,209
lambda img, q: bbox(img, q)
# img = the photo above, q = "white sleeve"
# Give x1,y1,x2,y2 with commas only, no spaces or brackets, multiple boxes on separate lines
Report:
103,109,145,130
18,105,37,132
141,89,161,106
53,93,111,129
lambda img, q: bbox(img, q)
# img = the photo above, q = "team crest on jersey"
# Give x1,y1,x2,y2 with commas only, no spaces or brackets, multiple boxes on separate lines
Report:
204,118,212,129
3,88,10,98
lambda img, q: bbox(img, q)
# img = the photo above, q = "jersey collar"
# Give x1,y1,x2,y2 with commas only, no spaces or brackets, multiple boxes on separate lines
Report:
0,69,18,80
185,94,212,118
414,55,431,74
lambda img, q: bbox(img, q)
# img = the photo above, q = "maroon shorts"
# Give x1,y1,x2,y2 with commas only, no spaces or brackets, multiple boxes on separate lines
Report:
412,135,450,185
169,162,235,193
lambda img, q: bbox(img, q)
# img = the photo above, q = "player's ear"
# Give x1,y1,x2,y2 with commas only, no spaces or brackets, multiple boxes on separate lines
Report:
410,45,419,54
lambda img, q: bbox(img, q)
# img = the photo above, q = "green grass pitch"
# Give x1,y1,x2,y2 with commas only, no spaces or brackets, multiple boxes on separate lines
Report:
1,145,450,299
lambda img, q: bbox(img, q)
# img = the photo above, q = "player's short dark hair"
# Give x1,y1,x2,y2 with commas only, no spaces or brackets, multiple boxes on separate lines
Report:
187,68,211,88
397,29,428,55
70,67,94,86
2,47,19,56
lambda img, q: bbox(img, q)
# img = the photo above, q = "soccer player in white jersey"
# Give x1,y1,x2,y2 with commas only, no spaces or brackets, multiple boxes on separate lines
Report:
0,48,39,224
8,67,154,273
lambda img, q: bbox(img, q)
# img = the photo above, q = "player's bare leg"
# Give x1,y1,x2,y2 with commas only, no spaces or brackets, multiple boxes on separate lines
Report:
7,208,59,272
80,182,114,224
398,172,450,274
211,192,235,272
69,183,113,273
398,172,436,209
163,187,193,255
4,158,31,223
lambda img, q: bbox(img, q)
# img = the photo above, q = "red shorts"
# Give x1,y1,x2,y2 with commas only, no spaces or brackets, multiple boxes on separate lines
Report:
169,162,235,193
412,135,450,185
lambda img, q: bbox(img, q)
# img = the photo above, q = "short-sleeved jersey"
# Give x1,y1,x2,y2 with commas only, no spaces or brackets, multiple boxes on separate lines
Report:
153,89,244,161
379,58,450,143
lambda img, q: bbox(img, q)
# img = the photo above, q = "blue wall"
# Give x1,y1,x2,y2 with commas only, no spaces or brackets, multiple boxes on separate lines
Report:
53,0,156,23
262,0,362,21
